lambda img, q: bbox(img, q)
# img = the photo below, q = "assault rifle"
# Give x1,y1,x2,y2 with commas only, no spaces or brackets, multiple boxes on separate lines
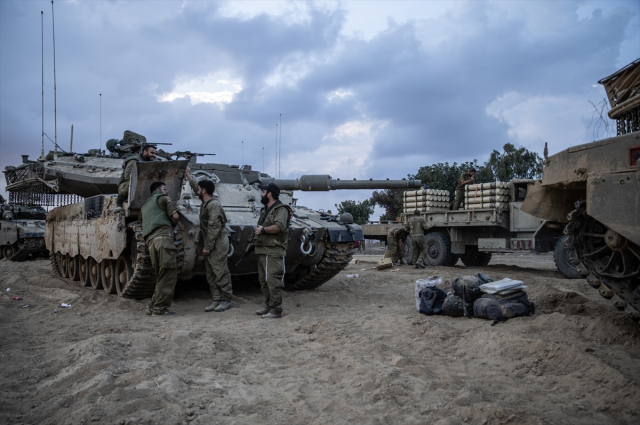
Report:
236,234,255,266
168,151,216,160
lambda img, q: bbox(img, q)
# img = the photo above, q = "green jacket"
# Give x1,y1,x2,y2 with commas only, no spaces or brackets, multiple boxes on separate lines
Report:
407,216,429,237
140,191,177,241
189,179,228,251
118,154,143,188
254,201,292,256
456,172,473,190
388,225,409,242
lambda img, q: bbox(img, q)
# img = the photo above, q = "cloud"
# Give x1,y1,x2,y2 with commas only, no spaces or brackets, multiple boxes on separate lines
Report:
158,73,243,107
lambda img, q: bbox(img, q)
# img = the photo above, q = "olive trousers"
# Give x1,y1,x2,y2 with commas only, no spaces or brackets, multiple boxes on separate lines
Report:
205,235,233,302
257,254,285,315
146,236,178,314
411,235,427,264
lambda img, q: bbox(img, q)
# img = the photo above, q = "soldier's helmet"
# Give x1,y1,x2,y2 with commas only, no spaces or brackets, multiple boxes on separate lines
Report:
414,209,420,215
339,212,354,224
106,139,118,152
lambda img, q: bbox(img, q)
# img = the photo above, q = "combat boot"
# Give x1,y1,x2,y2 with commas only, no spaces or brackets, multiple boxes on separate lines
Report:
416,261,426,268
205,300,221,312
393,262,402,266
400,259,407,265
255,307,269,315
262,312,281,319
214,301,232,312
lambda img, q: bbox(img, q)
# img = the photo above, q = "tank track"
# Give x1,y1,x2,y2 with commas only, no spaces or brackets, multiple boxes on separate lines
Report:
565,200,640,321
50,251,64,279
291,242,356,290
121,222,185,299
8,238,45,262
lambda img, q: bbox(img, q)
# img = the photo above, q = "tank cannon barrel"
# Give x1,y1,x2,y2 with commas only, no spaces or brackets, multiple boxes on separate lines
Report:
263,175,421,191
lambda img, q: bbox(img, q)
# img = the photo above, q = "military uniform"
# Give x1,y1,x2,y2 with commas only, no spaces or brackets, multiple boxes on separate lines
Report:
387,225,409,263
453,172,473,210
189,180,233,303
408,215,431,264
140,191,178,315
255,201,291,316
117,154,143,200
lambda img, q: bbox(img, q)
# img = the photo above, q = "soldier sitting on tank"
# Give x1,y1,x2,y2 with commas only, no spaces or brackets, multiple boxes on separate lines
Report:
113,144,157,212
140,181,179,316
387,223,410,266
185,166,233,313
452,167,476,210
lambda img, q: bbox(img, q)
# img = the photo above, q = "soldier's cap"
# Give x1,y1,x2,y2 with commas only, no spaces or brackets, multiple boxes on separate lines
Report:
258,183,280,197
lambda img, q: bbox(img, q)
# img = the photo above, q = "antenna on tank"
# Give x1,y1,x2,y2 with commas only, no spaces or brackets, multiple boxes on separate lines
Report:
51,1,58,160
262,147,264,171
242,140,244,166
38,11,45,162
279,113,282,178
275,123,278,176
99,94,102,150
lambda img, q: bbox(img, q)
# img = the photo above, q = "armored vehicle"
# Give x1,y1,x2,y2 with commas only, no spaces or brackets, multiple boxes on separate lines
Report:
521,58,640,321
0,195,47,261
5,132,421,296
362,179,577,277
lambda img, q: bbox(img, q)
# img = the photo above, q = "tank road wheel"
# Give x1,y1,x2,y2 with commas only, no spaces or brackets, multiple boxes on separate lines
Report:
288,242,357,290
423,232,455,267
79,256,91,287
0,246,4,260
67,255,80,281
101,259,117,294
59,252,70,278
566,200,640,321
89,257,103,290
553,235,581,279
460,246,492,267
115,255,134,297
3,244,16,260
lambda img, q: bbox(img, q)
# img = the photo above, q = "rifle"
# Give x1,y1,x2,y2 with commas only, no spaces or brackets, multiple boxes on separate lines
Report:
169,151,216,160
320,212,344,225
235,234,255,266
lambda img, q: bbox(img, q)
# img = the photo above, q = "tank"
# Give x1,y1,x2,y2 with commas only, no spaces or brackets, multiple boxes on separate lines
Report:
521,59,640,321
0,196,47,261
4,134,421,296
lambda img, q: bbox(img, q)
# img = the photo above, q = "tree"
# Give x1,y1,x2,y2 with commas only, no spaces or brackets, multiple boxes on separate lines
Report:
411,160,493,196
334,199,375,225
369,189,404,221
486,143,543,182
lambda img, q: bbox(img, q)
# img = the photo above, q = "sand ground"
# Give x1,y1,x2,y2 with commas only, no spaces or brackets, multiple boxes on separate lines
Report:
1,252,639,425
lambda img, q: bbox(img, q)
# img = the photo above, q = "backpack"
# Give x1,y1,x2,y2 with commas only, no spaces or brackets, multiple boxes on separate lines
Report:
473,291,535,326
451,275,485,304
418,287,447,316
442,293,474,317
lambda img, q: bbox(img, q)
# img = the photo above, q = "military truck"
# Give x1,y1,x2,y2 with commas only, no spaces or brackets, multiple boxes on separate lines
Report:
0,196,48,261
362,179,578,278
5,134,421,297
521,58,640,321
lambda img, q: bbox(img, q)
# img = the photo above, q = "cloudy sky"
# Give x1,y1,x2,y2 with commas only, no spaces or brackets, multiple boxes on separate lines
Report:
1,0,638,217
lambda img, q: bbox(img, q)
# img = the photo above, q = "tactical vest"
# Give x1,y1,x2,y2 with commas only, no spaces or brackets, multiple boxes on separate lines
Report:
141,192,172,239
254,202,292,252
118,154,142,186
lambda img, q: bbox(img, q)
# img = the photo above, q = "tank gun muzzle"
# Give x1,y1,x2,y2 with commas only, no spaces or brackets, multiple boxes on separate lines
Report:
263,175,421,191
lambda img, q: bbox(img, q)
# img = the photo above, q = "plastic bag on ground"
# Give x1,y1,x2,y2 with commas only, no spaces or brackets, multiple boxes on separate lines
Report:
415,276,443,311
479,278,526,294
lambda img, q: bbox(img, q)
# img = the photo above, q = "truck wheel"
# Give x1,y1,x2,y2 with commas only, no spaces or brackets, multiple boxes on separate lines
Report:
3,244,16,259
423,232,455,266
554,235,581,279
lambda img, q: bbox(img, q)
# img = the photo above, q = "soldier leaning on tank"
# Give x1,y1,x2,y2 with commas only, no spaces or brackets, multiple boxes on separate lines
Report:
253,183,292,319
185,166,233,313
140,181,179,316
452,167,476,210
387,223,410,266
113,144,158,212
408,209,434,268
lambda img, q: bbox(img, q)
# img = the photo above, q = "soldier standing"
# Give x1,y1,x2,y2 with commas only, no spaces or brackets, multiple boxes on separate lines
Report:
114,144,157,211
408,209,434,268
185,167,233,312
452,167,476,210
253,183,291,319
140,182,179,316
387,223,410,266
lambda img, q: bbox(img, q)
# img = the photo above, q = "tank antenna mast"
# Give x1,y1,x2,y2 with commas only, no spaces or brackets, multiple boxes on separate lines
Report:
262,147,264,171
99,93,102,151
38,11,45,162
51,1,58,160
275,123,278,176
279,113,282,178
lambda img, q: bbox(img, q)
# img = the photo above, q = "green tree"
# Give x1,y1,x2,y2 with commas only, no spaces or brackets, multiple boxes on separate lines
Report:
334,199,375,225
411,160,493,196
486,143,543,182
369,189,404,221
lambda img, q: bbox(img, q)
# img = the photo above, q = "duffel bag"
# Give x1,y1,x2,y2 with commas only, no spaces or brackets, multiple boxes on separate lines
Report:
473,291,535,325
442,293,473,317
418,287,447,316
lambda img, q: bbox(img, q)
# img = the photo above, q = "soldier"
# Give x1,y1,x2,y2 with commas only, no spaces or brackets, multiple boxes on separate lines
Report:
408,209,434,268
253,183,292,319
185,166,233,312
452,167,476,210
140,181,179,316
113,144,157,211
387,223,410,266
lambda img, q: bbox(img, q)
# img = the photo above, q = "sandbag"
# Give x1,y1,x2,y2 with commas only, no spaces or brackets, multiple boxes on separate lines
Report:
418,287,447,316
442,293,473,317
473,291,535,325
